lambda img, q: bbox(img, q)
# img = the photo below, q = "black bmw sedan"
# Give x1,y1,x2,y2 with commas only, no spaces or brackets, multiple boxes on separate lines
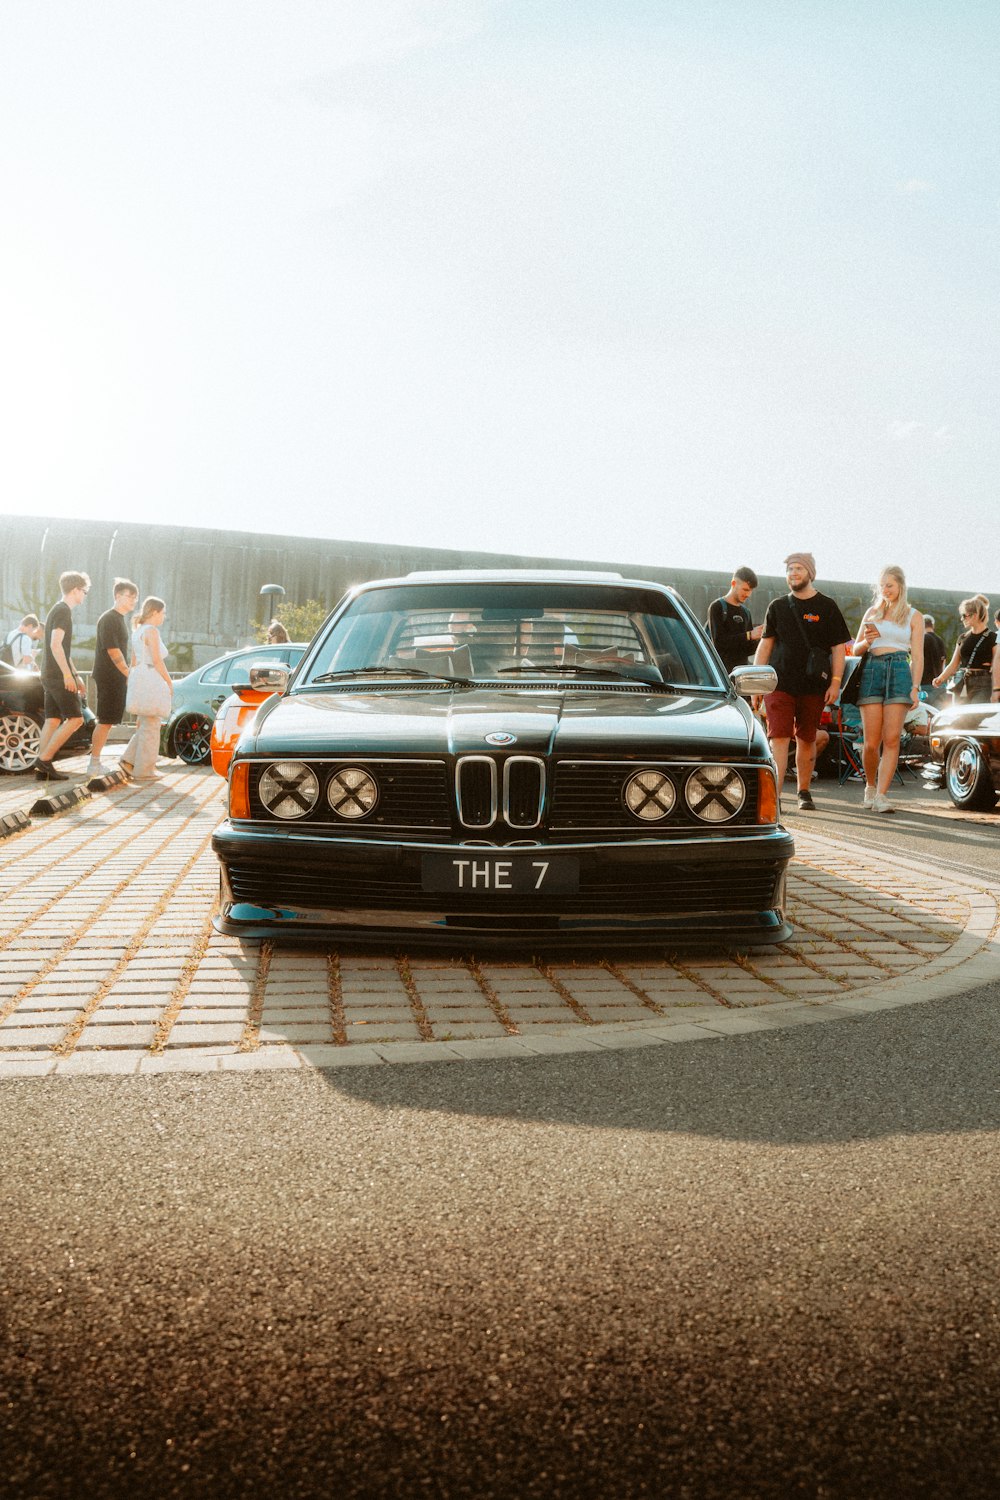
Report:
212,571,792,948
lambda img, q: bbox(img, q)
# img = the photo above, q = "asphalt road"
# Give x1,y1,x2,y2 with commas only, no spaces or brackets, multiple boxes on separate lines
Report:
4,773,998,1499
786,774,1000,883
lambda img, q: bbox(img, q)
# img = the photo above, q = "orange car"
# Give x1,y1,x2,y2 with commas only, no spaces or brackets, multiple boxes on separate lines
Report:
210,658,297,776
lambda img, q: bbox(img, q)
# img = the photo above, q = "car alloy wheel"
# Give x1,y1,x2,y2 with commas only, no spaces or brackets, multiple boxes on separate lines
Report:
0,712,43,774
944,739,996,810
172,712,213,765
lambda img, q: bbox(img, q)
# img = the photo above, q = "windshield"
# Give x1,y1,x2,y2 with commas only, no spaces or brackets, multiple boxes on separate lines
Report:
299,584,726,690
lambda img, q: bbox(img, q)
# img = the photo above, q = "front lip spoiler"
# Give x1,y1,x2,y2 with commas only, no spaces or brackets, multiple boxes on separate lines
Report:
211,823,793,949
213,904,792,950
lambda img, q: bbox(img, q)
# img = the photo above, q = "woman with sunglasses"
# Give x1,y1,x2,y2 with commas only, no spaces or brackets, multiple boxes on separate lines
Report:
933,596,996,706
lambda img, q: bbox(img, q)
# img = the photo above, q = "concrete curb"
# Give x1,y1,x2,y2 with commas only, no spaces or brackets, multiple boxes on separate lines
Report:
0,808,31,840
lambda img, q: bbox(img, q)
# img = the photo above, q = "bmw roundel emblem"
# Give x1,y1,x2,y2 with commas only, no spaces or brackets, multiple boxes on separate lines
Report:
485,731,517,746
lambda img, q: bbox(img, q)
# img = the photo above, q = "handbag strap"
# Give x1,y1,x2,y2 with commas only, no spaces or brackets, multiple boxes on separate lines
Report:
966,632,994,670
785,596,813,649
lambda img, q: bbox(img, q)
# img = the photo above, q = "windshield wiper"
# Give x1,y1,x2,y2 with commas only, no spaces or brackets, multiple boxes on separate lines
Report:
493,665,674,687
312,666,472,687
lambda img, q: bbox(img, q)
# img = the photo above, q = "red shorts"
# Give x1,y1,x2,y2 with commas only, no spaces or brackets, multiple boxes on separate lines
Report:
764,690,825,743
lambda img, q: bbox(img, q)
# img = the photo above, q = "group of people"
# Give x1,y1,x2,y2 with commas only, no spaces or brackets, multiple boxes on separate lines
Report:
708,554,999,815
28,572,173,784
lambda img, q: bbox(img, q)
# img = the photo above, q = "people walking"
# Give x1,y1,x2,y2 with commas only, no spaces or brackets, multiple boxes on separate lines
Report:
706,567,764,673
853,567,923,813
2,615,43,669
35,572,91,781
753,553,851,812
932,597,997,705
121,597,173,781
88,578,139,776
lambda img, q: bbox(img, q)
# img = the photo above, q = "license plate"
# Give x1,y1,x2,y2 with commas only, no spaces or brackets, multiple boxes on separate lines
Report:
421,853,580,894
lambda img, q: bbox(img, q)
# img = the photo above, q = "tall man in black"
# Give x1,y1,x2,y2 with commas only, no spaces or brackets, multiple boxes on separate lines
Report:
88,578,139,776
706,566,763,673
36,570,91,780
753,552,851,812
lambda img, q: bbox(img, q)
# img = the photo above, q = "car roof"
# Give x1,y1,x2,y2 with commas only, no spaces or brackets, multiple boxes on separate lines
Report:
357,569,679,596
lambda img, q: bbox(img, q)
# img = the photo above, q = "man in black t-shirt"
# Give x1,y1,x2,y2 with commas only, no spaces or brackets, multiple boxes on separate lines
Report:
88,578,139,775
753,552,851,812
706,566,764,673
36,570,91,780
920,614,946,703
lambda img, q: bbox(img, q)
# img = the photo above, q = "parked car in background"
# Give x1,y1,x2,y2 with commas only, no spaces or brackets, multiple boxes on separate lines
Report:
212,570,790,948
161,643,306,765
929,702,1000,810
0,663,95,774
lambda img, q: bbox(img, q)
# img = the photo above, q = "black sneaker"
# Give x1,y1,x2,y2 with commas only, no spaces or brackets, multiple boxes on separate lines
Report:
34,759,70,782
796,788,816,811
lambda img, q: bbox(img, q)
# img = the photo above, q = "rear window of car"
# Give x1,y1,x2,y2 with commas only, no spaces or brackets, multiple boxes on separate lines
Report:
300,584,725,689
200,647,296,685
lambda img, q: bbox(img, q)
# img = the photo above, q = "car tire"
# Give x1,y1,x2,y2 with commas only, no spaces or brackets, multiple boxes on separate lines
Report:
0,711,43,774
171,711,213,765
944,739,997,811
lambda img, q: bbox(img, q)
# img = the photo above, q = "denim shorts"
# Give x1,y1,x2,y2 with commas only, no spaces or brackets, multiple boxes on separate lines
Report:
857,652,912,706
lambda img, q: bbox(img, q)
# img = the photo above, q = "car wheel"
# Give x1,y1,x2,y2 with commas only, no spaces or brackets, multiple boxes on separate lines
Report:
0,711,43,774
944,739,997,810
171,711,213,765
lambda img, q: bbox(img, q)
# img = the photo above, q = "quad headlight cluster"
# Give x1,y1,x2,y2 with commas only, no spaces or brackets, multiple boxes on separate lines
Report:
623,766,747,823
257,762,379,821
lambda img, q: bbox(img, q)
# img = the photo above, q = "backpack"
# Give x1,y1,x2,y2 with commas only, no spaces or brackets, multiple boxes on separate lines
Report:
0,631,18,666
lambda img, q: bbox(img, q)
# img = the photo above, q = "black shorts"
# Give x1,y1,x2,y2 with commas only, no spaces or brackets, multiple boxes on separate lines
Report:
42,683,84,721
95,672,128,726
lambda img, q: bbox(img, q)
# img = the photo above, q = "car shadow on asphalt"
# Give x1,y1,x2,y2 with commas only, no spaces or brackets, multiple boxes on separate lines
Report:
303,979,1000,1145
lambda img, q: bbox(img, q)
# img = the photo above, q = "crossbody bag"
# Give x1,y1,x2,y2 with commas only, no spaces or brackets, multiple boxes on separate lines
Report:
784,597,832,692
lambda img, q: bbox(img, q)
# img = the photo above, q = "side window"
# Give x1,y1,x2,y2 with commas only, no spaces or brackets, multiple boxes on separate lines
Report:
199,659,230,684
225,648,285,683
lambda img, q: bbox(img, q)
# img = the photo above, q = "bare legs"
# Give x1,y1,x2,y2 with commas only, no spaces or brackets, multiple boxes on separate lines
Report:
768,735,817,793
860,702,908,793
90,723,113,760
37,715,83,764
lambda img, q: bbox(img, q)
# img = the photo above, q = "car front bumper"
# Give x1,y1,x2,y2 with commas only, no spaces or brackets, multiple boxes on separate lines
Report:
211,823,795,948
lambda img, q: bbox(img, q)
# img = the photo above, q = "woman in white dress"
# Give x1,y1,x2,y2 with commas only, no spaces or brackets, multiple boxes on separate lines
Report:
121,597,173,780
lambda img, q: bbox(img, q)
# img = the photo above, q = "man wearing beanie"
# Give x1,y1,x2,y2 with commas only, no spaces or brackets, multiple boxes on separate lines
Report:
752,553,851,811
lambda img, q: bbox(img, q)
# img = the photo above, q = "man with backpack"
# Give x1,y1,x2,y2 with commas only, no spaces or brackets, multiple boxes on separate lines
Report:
2,615,43,669
706,566,764,673
752,552,851,812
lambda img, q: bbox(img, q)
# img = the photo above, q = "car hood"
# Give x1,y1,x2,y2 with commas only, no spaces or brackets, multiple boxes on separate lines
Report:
245,685,759,759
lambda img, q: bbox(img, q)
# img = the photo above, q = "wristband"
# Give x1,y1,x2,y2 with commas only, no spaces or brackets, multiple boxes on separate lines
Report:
831,675,842,682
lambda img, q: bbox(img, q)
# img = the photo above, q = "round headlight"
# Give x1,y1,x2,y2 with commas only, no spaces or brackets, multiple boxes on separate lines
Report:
327,766,379,820
623,769,676,821
685,766,746,822
259,761,320,819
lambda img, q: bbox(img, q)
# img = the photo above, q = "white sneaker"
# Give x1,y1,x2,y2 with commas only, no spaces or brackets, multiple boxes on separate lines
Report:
872,792,894,814
87,759,106,777
863,785,876,808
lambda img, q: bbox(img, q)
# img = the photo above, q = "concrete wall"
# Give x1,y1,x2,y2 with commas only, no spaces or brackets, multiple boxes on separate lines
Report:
2,512,970,669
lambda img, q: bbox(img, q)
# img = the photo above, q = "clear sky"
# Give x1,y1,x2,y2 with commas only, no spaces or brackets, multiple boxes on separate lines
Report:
2,1,998,590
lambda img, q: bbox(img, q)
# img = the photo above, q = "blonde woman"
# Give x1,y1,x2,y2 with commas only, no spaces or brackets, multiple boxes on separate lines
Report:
853,567,923,813
933,596,997,706
121,597,173,781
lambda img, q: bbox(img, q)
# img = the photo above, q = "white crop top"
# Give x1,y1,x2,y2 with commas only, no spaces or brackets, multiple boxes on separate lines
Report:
862,607,916,653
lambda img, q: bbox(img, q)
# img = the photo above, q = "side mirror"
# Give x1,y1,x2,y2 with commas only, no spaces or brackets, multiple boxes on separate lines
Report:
730,664,777,698
248,662,289,694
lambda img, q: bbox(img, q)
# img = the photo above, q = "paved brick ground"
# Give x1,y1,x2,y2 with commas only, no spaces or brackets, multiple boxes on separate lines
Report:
1,759,997,1075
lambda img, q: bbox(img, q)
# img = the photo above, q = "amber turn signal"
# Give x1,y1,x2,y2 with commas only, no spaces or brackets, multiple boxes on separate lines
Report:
229,762,251,819
757,767,778,824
